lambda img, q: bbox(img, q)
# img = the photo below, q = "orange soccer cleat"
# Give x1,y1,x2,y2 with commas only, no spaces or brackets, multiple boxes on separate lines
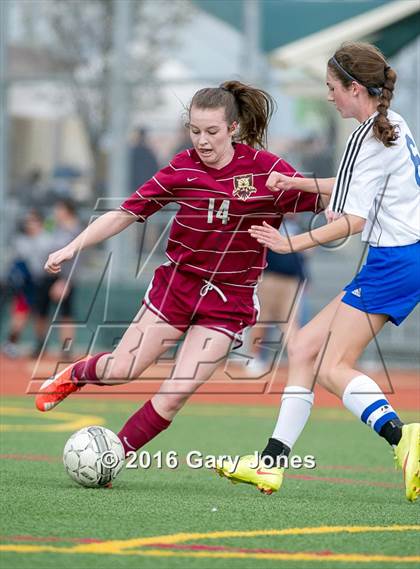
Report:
35,357,89,412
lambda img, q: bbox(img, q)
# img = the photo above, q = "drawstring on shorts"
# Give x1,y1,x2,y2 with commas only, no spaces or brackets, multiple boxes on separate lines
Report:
199,280,228,303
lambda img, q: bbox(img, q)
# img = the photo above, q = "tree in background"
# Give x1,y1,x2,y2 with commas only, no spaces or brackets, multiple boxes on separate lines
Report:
40,0,189,198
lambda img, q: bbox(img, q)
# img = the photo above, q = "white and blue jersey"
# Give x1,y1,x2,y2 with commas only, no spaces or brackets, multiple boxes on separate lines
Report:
330,110,420,324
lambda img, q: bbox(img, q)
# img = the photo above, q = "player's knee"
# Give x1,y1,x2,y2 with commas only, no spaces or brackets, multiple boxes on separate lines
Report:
287,331,318,365
316,365,333,390
316,363,344,394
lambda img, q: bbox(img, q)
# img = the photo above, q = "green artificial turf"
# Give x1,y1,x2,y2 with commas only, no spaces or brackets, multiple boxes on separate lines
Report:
0,397,419,569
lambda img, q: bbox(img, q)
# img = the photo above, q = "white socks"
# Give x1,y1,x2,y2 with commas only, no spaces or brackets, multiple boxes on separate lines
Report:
271,375,399,451
342,374,398,433
272,386,314,449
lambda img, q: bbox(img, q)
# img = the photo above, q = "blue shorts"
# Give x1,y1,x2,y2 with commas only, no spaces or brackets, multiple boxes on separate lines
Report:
342,241,420,326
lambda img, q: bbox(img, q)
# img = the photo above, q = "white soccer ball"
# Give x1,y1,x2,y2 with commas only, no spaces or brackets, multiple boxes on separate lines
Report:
63,426,125,488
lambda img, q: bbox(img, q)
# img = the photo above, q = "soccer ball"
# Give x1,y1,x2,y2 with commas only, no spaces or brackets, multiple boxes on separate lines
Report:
63,426,125,488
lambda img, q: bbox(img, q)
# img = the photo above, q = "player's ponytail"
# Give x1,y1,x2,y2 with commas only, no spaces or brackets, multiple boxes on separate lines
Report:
220,81,275,148
328,42,399,147
189,80,275,149
373,66,398,147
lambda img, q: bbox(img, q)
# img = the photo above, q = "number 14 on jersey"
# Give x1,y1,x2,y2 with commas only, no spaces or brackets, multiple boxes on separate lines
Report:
207,198,230,224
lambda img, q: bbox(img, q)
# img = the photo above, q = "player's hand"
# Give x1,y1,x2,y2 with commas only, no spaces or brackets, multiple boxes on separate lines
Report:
266,172,296,193
325,208,343,223
249,221,293,254
44,247,74,274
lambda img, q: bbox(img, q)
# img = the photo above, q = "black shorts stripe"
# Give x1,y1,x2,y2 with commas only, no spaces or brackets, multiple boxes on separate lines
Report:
332,117,375,212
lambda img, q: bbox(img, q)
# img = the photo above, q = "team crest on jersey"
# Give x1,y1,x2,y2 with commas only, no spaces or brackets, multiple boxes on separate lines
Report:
233,174,257,201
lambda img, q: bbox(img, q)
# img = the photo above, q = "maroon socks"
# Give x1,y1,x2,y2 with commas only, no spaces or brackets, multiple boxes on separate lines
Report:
71,355,172,455
118,400,171,455
72,352,110,386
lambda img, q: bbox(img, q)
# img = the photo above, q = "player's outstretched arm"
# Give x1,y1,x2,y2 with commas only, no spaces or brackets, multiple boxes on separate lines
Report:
266,172,335,196
44,210,136,274
249,214,365,254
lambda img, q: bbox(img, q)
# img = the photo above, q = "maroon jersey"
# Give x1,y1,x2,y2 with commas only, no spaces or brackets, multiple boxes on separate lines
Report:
120,143,322,285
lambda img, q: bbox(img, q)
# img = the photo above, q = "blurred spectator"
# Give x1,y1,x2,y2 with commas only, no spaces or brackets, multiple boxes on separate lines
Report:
129,127,159,190
2,210,51,358
32,199,82,360
128,127,163,255
2,201,82,360
247,218,309,375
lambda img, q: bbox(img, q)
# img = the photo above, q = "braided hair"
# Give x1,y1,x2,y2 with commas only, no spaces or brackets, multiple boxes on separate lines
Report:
328,42,398,147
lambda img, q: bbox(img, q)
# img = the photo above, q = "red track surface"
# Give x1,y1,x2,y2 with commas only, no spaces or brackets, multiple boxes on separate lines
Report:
1,355,418,409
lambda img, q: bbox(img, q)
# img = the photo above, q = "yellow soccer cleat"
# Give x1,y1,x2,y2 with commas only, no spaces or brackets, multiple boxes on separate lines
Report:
394,423,420,502
215,454,284,495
